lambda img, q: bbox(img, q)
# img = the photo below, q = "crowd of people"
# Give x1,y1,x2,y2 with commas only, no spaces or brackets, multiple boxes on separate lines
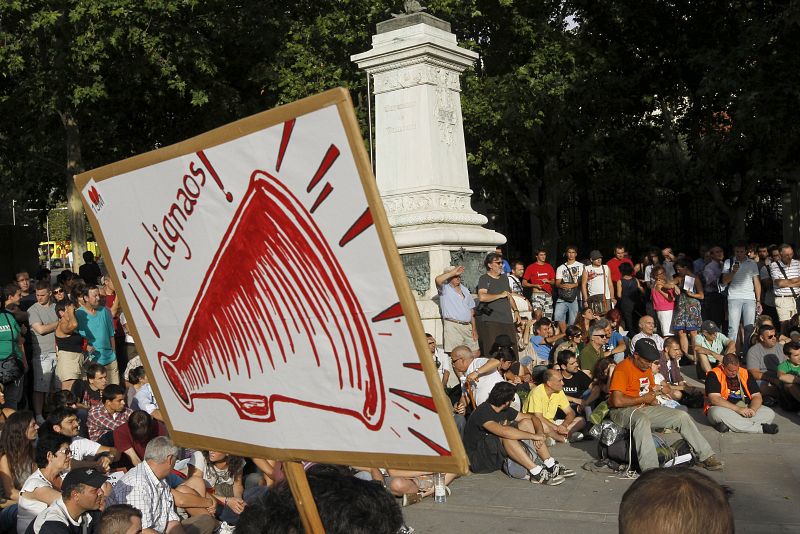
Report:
2,240,797,532
432,242,800,486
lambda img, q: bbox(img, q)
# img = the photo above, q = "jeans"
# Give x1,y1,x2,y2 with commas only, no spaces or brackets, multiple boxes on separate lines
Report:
554,299,579,324
727,298,756,343
3,377,23,409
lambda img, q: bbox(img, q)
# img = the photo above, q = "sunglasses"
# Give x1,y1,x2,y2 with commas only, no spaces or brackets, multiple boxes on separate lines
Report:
53,289,64,294
594,334,609,339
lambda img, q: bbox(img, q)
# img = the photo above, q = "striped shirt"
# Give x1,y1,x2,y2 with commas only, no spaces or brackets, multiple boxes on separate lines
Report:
769,259,800,297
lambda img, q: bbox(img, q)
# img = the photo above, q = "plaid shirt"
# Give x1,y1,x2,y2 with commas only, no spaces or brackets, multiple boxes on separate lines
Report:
87,405,133,441
106,461,178,533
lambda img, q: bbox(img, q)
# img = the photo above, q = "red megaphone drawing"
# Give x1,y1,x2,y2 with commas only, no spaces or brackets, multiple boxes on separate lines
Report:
158,169,386,430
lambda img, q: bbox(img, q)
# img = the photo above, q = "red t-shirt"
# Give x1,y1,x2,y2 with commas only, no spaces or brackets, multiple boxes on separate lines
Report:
522,262,556,295
113,420,166,466
607,257,634,283
609,357,654,399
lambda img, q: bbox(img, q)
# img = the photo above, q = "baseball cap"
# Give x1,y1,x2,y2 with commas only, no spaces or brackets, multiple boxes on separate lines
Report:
701,320,719,334
590,250,603,260
62,467,108,489
634,339,661,361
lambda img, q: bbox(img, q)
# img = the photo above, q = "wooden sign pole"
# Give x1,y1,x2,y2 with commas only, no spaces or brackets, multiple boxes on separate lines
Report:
283,461,325,534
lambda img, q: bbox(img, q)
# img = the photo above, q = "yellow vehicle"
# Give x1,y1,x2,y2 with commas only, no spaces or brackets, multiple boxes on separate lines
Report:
39,241,101,268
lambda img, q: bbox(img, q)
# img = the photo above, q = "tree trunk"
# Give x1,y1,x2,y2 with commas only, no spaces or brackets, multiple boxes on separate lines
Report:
62,111,87,270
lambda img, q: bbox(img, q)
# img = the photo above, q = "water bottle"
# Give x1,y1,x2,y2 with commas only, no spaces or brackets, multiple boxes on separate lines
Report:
433,473,446,503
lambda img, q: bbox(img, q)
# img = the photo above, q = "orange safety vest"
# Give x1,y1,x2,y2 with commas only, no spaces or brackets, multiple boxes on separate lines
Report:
703,366,752,414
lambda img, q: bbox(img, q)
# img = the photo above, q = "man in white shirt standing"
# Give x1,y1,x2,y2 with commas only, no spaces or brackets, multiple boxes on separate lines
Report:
721,242,761,346
769,243,800,335
435,266,478,355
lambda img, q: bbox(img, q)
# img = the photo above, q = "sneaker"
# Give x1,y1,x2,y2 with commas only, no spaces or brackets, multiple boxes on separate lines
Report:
762,396,778,407
568,432,584,443
530,468,564,486
548,462,576,478
714,422,730,433
761,423,779,434
215,522,235,534
699,455,724,471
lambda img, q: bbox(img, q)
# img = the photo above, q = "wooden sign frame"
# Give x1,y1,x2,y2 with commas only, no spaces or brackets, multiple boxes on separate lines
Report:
75,88,468,475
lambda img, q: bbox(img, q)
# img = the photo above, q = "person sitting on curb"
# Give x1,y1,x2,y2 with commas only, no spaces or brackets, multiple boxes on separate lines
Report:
462,382,574,485
704,353,778,434
525,318,564,367
745,323,786,403
523,369,585,443
608,339,723,472
694,320,736,375
777,341,800,405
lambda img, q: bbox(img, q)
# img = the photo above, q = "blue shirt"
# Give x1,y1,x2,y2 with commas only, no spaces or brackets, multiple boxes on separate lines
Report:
438,282,475,323
76,306,116,365
526,336,551,366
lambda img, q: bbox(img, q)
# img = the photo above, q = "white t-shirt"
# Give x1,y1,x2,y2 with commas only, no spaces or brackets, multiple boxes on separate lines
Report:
556,262,584,287
722,258,759,299
466,358,520,410
584,265,611,298
18,470,54,534
70,437,102,461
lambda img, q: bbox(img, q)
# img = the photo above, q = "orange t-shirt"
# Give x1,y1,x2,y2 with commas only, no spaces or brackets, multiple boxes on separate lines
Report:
609,357,654,399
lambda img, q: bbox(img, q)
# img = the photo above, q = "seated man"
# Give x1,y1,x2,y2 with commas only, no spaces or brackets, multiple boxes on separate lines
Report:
525,318,564,367
657,337,693,402
523,369,585,443
44,407,120,472
28,467,108,534
97,504,143,534
450,345,503,407
608,339,723,472
555,350,591,413
462,382,573,485
87,384,133,443
134,381,164,422
777,341,800,405
745,323,786,400
705,353,778,434
106,437,215,534
578,324,607,376
630,315,665,351
694,320,736,375
112,410,166,467
71,363,108,410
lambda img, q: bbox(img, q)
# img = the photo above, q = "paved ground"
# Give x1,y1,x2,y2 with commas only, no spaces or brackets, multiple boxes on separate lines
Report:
402,373,800,533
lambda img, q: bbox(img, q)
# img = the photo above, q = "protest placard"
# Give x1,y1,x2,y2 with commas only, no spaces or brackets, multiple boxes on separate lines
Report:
75,88,467,474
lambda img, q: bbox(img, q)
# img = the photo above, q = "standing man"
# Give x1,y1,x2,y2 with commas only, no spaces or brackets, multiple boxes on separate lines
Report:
79,251,103,286
721,241,761,346
434,266,478,355
608,339,723,472
522,249,556,320
705,354,778,434
28,467,107,534
75,286,119,385
606,245,634,299
769,243,800,335
702,245,726,325
495,247,512,274
16,271,36,311
1,283,27,409
553,246,584,333
476,252,518,356
507,261,532,320
28,281,60,424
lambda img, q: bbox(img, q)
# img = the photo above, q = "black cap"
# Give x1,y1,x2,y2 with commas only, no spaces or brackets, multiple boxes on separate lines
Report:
701,320,719,334
62,468,108,489
634,339,661,361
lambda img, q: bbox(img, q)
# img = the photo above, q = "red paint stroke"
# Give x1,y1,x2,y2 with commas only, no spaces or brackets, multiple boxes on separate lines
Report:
196,150,233,202
378,332,392,337
390,426,402,439
402,362,423,371
392,401,410,413
158,170,385,429
394,319,401,323
339,208,373,247
276,119,295,172
389,388,436,413
308,144,340,192
372,302,403,323
414,413,421,420
408,427,451,456
309,182,333,214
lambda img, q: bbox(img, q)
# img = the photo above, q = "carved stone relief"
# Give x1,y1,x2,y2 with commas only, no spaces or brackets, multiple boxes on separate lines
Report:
400,252,431,296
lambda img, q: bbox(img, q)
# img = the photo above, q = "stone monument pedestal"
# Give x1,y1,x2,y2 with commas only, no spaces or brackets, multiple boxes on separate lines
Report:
352,13,505,340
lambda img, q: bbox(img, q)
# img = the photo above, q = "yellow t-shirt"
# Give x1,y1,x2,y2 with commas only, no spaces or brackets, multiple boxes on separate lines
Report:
523,384,570,422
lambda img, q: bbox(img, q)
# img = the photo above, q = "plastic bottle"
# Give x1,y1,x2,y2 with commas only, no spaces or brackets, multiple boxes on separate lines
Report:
433,472,446,503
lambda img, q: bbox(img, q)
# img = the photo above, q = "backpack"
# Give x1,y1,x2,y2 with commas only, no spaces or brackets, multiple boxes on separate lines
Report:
502,439,538,479
597,430,695,472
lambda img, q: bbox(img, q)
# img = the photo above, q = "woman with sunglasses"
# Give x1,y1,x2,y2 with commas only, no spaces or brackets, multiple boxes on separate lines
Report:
50,285,67,303
16,433,72,534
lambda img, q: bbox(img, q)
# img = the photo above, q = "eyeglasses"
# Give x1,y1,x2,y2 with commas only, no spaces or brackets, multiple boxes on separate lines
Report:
593,334,609,339
56,448,72,457
53,289,64,294
765,334,777,339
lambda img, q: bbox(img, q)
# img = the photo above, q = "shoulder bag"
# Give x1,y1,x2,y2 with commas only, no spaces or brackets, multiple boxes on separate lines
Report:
557,264,579,302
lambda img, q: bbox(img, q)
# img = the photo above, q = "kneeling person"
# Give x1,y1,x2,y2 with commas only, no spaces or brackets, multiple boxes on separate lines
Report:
462,382,573,485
